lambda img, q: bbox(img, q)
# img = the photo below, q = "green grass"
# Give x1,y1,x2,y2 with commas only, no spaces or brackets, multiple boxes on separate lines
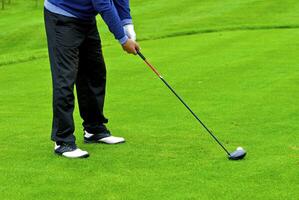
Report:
0,1,298,199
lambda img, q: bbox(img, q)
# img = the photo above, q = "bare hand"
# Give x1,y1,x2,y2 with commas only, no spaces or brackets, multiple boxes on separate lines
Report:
122,39,140,55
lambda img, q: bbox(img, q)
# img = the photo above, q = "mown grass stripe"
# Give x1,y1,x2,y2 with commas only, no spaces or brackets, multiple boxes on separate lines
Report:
1,24,299,67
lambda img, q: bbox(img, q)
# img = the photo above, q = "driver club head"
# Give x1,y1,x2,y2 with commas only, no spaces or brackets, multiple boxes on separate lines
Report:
228,147,247,160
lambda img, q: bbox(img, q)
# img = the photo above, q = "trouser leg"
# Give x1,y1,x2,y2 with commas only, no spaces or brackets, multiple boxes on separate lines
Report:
44,9,85,143
76,23,109,134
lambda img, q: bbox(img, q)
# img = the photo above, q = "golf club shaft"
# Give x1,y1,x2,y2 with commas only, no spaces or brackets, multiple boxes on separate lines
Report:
137,50,231,156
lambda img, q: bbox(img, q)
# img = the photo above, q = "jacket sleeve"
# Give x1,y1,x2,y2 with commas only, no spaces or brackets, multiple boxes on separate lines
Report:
113,0,133,25
92,0,128,44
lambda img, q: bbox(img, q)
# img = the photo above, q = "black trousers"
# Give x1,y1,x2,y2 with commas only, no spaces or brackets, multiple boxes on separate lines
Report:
44,9,108,143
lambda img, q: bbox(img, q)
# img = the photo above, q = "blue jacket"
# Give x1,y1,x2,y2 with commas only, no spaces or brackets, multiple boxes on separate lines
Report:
45,0,132,44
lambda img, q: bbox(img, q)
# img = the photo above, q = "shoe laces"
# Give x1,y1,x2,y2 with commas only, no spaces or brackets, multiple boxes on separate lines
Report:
57,142,77,151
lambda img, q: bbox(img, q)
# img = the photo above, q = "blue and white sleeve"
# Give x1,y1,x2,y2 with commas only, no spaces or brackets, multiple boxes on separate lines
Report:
113,0,133,26
92,0,128,44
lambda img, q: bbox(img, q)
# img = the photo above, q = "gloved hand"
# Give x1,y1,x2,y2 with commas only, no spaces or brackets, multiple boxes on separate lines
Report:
123,24,136,41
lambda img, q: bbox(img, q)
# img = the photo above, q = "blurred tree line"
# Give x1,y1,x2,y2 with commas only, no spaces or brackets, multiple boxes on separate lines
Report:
1,0,41,10
1,0,9,10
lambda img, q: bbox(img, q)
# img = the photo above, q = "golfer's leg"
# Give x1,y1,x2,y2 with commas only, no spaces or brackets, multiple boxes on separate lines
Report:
44,9,83,143
76,23,108,133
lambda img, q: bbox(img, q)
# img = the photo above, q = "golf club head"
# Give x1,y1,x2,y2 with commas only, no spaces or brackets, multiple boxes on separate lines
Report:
228,148,247,160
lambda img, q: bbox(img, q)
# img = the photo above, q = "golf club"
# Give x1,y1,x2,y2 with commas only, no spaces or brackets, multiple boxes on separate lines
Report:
136,50,246,160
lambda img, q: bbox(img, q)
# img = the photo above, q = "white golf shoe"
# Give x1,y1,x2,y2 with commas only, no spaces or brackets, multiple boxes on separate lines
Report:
54,142,89,158
84,130,125,144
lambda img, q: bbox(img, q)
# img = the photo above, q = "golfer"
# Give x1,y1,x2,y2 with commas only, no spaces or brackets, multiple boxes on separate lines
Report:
44,0,139,158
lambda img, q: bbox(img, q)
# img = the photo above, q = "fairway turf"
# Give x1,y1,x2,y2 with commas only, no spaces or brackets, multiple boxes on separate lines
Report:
0,1,298,199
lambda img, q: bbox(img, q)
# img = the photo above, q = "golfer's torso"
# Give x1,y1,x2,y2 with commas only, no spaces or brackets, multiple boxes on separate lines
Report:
47,0,97,19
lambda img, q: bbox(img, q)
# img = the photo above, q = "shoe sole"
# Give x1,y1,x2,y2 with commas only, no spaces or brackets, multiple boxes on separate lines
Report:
84,139,126,144
54,152,90,158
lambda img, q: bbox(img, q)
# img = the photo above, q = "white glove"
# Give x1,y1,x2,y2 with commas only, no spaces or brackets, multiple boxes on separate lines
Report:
123,24,136,41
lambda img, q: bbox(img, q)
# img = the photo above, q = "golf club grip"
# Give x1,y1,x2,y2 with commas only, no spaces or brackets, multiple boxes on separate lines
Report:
136,50,146,60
